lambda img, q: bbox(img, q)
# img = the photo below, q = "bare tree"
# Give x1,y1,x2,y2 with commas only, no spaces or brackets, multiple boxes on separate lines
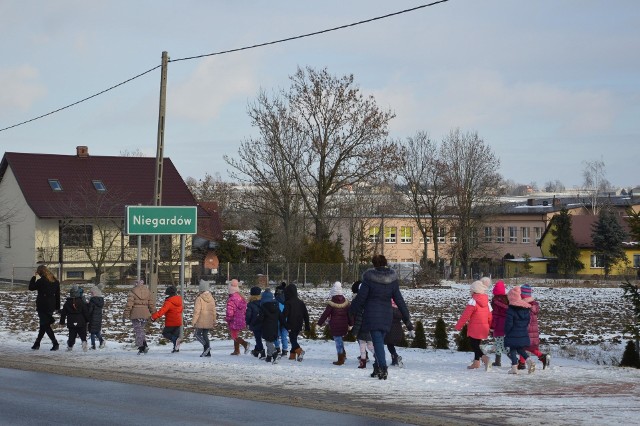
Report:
185,172,239,228
441,129,501,276
544,179,566,193
582,159,611,215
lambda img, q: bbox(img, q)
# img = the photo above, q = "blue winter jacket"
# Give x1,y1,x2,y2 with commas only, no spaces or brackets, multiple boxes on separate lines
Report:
503,305,531,348
349,267,413,333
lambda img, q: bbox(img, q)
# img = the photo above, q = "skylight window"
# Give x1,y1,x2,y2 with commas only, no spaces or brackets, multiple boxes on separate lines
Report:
92,180,106,192
48,179,62,191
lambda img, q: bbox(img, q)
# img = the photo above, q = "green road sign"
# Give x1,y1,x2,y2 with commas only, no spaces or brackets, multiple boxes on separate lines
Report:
126,206,197,235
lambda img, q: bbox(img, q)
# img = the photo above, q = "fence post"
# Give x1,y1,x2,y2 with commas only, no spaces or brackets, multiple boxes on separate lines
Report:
304,263,307,287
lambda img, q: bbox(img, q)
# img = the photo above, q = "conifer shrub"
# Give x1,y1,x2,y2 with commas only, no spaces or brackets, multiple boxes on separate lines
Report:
344,329,356,342
307,322,319,340
433,317,449,349
620,340,640,368
322,324,332,340
410,320,427,349
455,324,473,352
398,331,409,348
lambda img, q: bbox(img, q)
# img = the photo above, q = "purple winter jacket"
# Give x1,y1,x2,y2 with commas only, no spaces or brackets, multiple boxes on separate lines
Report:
318,295,352,337
490,295,509,337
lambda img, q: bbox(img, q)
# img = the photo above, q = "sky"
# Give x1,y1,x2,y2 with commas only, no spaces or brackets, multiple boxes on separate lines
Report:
2,282,640,425
1,1,638,189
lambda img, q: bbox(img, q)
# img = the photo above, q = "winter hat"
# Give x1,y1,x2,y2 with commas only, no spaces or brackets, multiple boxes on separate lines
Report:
69,285,83,298
492,280,506,296
330,281,343,297
470,280,487,294
351,280,362,294
277,282,287,291
260,288,274,303
480,277,492,291
250,286,262,296
228,279,240,294
507,286,531,308
135,279,145,286
165,285,177,296
199,279,210,292
521,284,533,298
89,285,102,297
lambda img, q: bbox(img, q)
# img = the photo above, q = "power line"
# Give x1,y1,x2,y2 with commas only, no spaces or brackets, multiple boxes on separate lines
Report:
0,0,449,133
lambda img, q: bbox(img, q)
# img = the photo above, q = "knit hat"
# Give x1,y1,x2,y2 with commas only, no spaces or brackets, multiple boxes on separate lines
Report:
521,284,533,298
277,282,287,291
261,288,274,303
89,285,102,297
199,279,210,292
470,280,487,294
492,280,506,296
228,279,240,294
250,286,262,296
135,279,145,286
330,281,343,297
165,285,177,296
351,280,361,294
69,285,83,298
507,286,532,308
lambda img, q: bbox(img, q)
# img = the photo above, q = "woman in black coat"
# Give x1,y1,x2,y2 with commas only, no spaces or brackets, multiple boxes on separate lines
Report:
28,265,60,351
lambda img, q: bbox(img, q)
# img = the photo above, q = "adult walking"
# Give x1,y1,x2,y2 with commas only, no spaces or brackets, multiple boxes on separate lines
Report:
349,254,414,380
29,265,60,351
123,279,156,354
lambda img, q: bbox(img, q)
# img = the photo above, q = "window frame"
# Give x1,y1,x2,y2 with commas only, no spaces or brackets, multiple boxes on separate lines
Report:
48,179,63,191
384,226,397,244
521,227,530,243
508,226,518,243
496,227,505,243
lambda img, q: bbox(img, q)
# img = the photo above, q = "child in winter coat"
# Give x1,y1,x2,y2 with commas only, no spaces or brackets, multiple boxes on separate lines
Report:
490,280,508,366
60,285,90,351
123,279,156,354
504,286,535,374
385,300,405,368
273,282,290,358
151,285,184,353
246,286,265,358
259,288,283,363
318,282,352,366
225,279,250,355
351,280,374,369
192,281,217,357
455,280,493,370
283,283,310,361
87,285,105,350
519,284,551,370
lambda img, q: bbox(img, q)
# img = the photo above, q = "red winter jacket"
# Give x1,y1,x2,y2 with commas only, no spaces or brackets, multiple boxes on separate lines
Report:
455,293,492,340
151,295,183,327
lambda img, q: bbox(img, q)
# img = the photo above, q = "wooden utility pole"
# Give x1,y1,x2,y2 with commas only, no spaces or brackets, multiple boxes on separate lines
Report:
149,51,169,300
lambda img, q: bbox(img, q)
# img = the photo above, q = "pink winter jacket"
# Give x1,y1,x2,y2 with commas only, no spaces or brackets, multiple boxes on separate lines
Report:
524,298,540,350
225,292,247,331
455,293,492,340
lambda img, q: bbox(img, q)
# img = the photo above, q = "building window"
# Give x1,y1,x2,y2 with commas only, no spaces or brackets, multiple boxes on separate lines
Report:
449,230,458,244
66,271,85,280
385,227,397,244
61,225,93,247
591,254,605,268
534,227,542,244
159,235,172,261
92,180,107,192
508,226,518,243
437,227,446,244
521,227,530,243
484,227,492,243
400,226,412,243
369,226,380,243
496,227,505,243
5,224,10,248
48,179,63,191
634,254,640,268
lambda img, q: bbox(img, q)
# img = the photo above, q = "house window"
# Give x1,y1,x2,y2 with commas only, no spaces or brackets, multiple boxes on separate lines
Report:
508,226,518,243
591,254,605,268
496,227,505,243
521,227,530,243
400,226,412,243
449,230,458,244
61,225,93,247
534,227,543,244
369,226,380,243
385,227,397,244
159,235,172,261
437,227,446,244
48,179,63,191
66,271,84,280
92,180,107,192
484,227,492,243
5,224,10,248
634,254,640,268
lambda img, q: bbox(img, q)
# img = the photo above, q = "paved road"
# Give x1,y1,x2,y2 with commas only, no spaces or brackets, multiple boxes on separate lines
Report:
0,368,409,426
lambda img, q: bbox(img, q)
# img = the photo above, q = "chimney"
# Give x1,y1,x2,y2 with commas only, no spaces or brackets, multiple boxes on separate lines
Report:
76,146,89,158
527,199,534,206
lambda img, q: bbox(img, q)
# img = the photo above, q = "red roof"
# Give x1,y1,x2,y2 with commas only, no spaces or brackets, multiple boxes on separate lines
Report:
570,214,632,248
0,151,221,240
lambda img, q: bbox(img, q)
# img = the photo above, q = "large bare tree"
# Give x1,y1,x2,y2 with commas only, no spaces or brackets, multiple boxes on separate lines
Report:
440,129,501,276
582,159,611,215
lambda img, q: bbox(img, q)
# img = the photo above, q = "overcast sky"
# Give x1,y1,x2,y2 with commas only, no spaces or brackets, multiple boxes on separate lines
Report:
1,1,638,189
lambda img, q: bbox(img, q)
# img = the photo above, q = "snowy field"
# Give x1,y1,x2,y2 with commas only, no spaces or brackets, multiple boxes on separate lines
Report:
1,281,640,425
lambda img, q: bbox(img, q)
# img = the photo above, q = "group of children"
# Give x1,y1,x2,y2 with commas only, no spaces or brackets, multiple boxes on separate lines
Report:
455,277,551,374
57,284,106,352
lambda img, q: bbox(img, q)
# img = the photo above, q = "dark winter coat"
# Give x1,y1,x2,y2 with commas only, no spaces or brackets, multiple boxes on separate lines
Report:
29,276,60,313
504,305,531,349
349,267,413,334
245,296,263,332
259,291,282,342
525,299,541,351
490,295,509,337
60,297,90,329
384,306,404,346
283,284,310,333
318,295,352,338
87,296,104,333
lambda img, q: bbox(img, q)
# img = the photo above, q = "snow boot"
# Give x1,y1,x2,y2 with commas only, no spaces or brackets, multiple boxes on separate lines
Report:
333,351,346,366
289,350,297,360
539,353,551,370
251,348,260,357
50,342,59,351
357,356,367,369
391,353,399,366
281,350,288,358
517,360,526,370
230,340,241,355
296,347,305,362
467,359,481,369
143,341,149,354
237,337,251,354
371,362,380,378
272,353,281,364
481,355,492,371
508,365,518,375
201,347,211,357
31,341,40,350
527,357,536,374
137,345,145,355
265,355,272,363
492,354,502,367
99,340,106,349
378,366,388,380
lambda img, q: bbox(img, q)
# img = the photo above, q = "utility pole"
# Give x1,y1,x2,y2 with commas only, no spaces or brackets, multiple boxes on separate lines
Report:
149,51,169,300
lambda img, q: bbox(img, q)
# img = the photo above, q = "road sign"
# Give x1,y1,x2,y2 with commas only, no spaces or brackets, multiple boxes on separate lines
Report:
126,206,198,235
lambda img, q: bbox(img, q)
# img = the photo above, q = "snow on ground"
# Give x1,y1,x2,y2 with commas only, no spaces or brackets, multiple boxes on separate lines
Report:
2,281,640,425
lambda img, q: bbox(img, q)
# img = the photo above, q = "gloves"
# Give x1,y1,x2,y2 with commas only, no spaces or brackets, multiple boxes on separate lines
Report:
406,322,414,332
408,330,415,339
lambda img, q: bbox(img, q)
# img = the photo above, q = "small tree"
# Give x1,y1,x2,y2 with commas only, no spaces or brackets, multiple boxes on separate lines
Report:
322,324,332,340
410,320,428,349
398,332,409,348
619,340,640,368
433,317,449,349
455,324,473,352
522,253,533,276
549,208,584,277
307,322,319,340
621,280,640,354
592,208,628,279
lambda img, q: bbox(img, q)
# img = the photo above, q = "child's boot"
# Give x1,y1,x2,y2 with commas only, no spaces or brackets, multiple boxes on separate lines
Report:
333,351,346,366
296,347,305,362
378,366,388,380
288,349,297,360
539,353,551,369
357,356,367,369
230,340,240,355
99,340,106,349
237,337,250,354
492,354,502,367
371,362,380,378
281,349,288,358
508,365,518,374
527,357,536,374
391,353,399,366
481,354,491,371
467,359,481,369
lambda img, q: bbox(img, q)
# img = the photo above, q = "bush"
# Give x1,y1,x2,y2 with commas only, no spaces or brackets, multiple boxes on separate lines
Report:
619,340,640,368
307,322,319,340
344,329,356,342
433,317,449,349
410,320,427,349
455,324,473,352
322,324,332,340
